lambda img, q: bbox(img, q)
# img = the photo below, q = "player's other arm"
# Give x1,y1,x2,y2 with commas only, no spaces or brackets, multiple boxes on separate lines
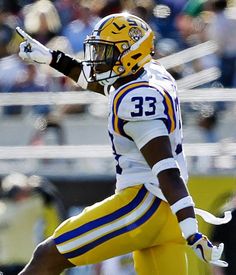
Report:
121,87,227,267
16,27,104,95
140,135,227,267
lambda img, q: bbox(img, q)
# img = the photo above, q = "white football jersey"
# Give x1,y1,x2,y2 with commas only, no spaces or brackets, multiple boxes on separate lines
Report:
107,60,188,201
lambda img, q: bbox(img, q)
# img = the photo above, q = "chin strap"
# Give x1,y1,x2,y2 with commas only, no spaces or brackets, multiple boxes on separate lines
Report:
98,71,119,86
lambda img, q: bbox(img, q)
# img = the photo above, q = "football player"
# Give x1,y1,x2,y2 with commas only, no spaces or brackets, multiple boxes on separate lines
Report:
17,13,228,275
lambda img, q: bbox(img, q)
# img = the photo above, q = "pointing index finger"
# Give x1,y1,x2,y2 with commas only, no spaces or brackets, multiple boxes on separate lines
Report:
16,26,34,42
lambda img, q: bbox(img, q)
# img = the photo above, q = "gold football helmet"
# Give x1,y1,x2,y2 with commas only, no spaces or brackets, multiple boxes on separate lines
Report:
83,13,155,85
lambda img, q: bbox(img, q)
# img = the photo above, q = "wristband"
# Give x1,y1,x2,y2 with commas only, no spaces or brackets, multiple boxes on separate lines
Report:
50,50,82,81
152,158,178,176
179,217,198,239
170,195,195,214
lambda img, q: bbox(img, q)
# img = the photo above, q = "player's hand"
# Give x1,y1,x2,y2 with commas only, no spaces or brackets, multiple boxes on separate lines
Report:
188,232,228,267
16,26,52,64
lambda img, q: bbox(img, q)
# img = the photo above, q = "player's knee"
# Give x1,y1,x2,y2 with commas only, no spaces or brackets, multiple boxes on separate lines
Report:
32,237,73,270
32,237,55,264
32,241,49,263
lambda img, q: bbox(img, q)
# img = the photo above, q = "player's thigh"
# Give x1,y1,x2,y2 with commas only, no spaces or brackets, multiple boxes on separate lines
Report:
53,185,164,266
133,242,188,275
133,201,187,275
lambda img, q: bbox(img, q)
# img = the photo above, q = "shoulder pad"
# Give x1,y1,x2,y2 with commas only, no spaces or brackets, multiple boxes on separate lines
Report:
113,81,164,121
112,81,178,132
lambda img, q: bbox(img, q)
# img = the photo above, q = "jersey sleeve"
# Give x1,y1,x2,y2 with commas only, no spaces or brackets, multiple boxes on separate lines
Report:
115,85,177,133
124,119,168,149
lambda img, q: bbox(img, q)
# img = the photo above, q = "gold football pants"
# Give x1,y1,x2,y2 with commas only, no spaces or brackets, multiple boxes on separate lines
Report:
53,185,188,275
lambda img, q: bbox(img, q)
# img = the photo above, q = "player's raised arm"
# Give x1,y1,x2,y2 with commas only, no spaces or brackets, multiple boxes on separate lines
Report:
16,27,105,94
16,26,53,65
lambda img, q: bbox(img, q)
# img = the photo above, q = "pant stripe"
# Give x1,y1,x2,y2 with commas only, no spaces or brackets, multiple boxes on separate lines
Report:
58,192,155,253
54,185,147,245
63,196,161,259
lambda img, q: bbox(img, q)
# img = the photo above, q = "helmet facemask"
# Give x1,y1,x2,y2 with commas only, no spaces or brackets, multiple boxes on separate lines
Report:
83,38,123,85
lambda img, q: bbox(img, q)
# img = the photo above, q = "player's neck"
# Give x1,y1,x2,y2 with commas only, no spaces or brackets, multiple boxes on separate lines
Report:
113,68,145,89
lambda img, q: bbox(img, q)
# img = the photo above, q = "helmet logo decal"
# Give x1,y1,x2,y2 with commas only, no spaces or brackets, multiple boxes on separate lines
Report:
129,27,143,42
113,22,126,31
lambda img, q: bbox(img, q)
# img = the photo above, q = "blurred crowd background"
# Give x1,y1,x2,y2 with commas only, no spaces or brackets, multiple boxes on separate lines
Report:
0,0,236,90
0,0,236,161
0,0,236,147
0,0,236,274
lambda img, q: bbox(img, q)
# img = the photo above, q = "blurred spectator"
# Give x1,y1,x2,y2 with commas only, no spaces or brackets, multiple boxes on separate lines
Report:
0,54,26,93
2,63,47,116
55,0,78,27
0,172,64,275
0,0,21,14
96,0,122,18
182,0,206,17
22,0,61,44
206,0,236,87
151,0,188,42
175,4,206,49
0,6,15,58
61,1,100,54
130,3,160,41
210,192,236,275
